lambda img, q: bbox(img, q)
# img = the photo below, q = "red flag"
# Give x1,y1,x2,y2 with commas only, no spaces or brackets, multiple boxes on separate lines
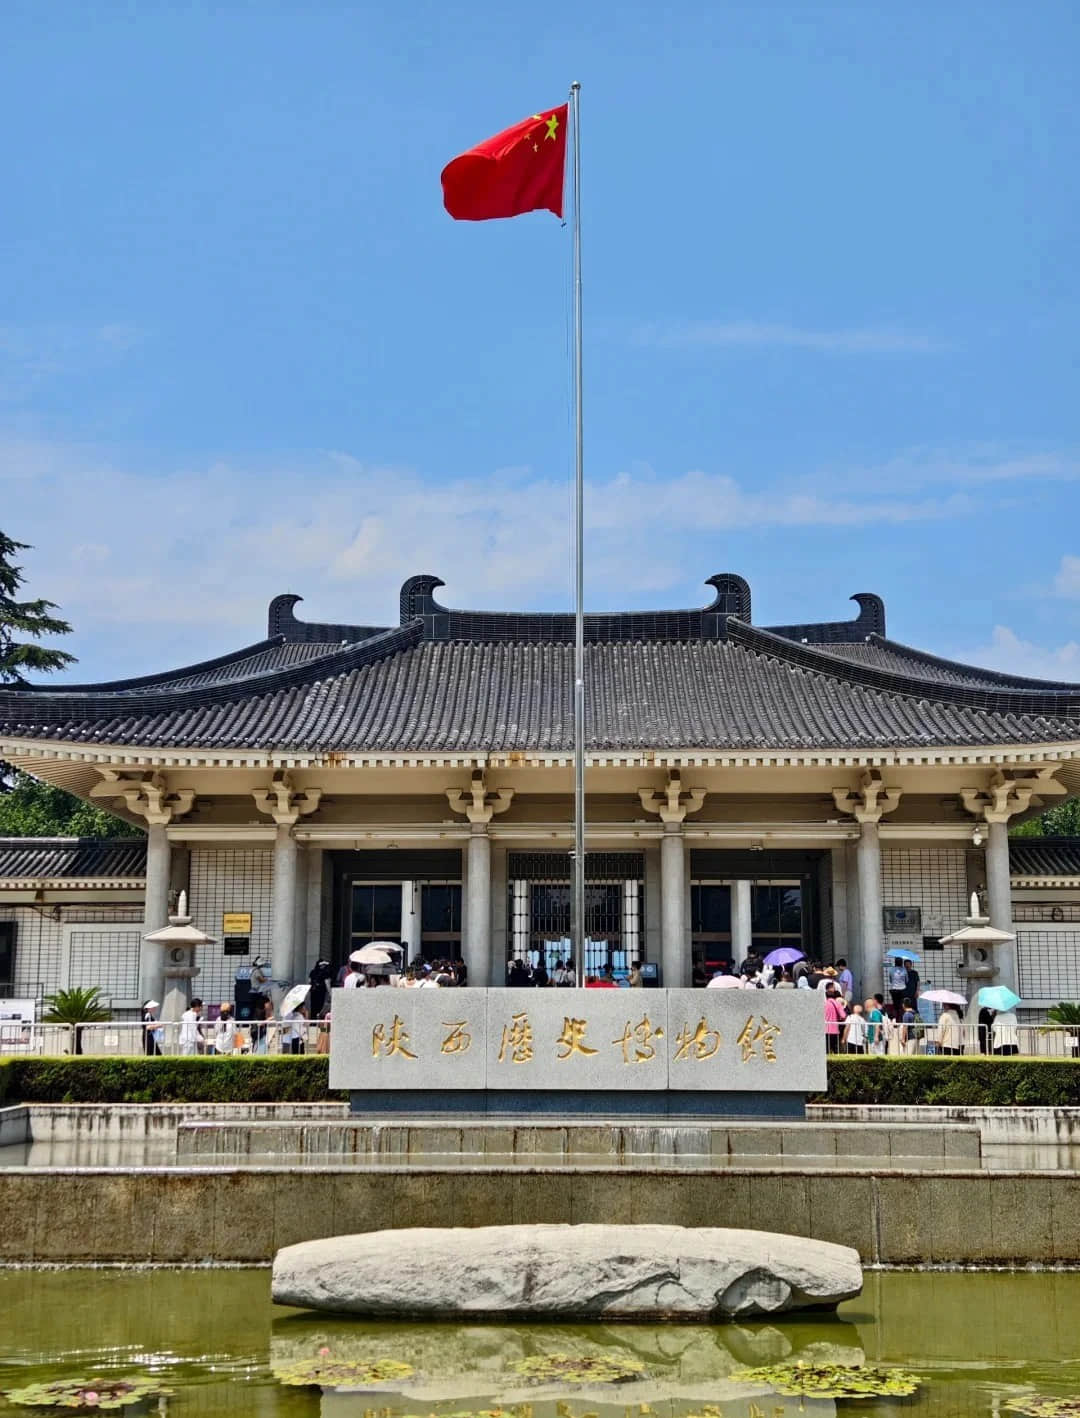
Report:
441,104,568,221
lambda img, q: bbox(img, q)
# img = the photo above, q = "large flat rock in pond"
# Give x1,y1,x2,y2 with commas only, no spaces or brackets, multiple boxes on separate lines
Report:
271,1224,862,1319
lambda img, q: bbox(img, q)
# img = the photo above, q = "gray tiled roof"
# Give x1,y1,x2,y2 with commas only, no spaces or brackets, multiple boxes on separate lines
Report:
1010,839,1080,879
0,837,146,881
2,633,1080,753
3,573,1080,754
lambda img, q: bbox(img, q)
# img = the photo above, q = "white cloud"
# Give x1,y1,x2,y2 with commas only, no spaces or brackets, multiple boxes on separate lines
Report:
0,435,979,672
1053,555,1080,598
630,320,942,354
959,626,1080,682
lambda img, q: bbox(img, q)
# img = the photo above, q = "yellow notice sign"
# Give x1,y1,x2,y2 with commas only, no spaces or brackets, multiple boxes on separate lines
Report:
222,912,252,935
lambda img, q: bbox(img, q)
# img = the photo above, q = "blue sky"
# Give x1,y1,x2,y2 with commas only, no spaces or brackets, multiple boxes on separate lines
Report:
2,0,1078,682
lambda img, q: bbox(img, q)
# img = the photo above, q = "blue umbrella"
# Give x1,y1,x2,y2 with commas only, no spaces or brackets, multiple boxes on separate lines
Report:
763,946,806,967
977,986,1022,1011
886,948,920,962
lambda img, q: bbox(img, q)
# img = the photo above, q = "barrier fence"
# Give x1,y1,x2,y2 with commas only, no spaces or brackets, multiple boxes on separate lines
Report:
1,1017,1078,1059
0,1017,331,1057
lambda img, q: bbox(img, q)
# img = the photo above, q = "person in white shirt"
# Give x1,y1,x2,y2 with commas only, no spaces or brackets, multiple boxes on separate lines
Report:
343,963,362,990
179,998,204,1056
282,1006,307,1055
992,1009,1020,1056
842,1005,869,1054
213,1003,237,1055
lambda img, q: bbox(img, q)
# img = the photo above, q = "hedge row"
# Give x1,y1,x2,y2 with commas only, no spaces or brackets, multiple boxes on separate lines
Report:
4,1054,1080,1107
0,1055,343,1105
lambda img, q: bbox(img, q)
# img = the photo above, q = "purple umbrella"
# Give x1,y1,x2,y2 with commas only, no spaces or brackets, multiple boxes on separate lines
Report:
763,946,806,968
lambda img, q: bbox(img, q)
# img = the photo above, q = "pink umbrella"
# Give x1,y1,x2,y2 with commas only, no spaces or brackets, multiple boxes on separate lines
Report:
706,974,745,989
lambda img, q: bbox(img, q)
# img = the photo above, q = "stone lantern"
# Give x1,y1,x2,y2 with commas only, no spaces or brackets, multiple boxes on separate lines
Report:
143,891,216,1022
940,891,1017,1019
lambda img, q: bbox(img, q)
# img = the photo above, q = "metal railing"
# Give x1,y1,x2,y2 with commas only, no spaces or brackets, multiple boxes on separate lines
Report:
0,1018,332,1057
834,1020,1079,1057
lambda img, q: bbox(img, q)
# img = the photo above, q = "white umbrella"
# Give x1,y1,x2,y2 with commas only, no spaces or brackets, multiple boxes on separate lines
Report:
366,940,405,955
279,983,310,1016
920,989,968,1006
706,974,744,989
350,945,395,965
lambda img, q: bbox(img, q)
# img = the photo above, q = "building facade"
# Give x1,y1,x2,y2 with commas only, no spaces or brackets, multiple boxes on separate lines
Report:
2,570,1080,1013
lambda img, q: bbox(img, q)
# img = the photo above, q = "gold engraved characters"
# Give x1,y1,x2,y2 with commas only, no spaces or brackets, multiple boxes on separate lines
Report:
556,1017,598,1059
673,1016,722,1062
736,1015,781,1063
613,1014,664,1064
371,1015,417,1060
498,1012,534,1064
440,1021,472,1055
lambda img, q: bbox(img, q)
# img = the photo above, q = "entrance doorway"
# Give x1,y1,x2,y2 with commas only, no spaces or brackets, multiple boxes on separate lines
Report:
329,849,463,973
689,848,826,981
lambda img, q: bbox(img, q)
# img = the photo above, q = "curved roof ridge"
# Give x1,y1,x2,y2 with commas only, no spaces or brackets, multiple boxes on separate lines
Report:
851,632,1080,692
726,619,1080,719
14,636,291,696
0,621,424,724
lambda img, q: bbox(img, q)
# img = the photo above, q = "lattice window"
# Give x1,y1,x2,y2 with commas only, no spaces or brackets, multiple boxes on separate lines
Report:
189,848,274,1004
67,929,142,1005
881,848,969,993
1016,929,1080,1000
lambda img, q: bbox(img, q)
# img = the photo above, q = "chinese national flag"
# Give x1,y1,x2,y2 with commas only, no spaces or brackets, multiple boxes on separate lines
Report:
441,104,568,221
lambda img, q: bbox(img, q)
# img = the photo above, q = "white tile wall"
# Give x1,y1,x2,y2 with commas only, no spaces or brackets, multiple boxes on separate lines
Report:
881,847,969,993
0,905,142,1002
1016,927,1080,1002
188,847,274,1005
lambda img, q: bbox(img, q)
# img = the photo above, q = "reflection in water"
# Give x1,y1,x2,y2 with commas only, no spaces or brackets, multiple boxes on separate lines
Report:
3,1271,1080,1416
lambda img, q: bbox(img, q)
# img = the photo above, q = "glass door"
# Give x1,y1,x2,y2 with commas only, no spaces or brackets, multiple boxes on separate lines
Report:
350,884,402,950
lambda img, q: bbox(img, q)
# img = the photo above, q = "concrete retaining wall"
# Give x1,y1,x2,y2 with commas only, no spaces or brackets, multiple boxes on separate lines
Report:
811,1104,1080,1146
174,1118,981,1163
0,1164,1075,1265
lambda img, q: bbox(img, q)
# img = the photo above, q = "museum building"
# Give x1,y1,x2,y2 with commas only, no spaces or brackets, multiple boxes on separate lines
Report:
2,570,1080,1016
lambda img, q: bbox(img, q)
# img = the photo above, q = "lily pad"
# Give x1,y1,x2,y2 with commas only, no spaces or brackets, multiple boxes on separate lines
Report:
276,1356,415,1388
1006,1399,1080,1418
510,1354,647,1385
731,1363,919,1399
5,1377,169,1410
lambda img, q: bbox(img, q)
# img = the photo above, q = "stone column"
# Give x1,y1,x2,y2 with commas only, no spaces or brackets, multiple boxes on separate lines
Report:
830,846,850,966
856,821,883,997
446,772,514,987
833,771,902,1000
960,769,1063,997
986,819,1018,992
638,773,706,989
86,774,195,1007
140,823,172,1004
731,878,752,968
467,827,492,987
270,824,299,984
660,824,687,987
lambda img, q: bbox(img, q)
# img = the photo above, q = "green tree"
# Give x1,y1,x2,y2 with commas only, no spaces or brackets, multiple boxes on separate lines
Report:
0,531,75,684
0,770,137,838
1011,799,1080,838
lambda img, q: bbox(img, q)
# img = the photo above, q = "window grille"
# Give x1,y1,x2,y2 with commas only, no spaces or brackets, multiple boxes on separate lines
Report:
66,929,142,1005
1015,903,1080,924
1016,929,1080,999
506,853,644,978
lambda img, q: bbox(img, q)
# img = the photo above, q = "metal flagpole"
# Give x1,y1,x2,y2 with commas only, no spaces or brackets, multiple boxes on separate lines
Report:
570,81,586,987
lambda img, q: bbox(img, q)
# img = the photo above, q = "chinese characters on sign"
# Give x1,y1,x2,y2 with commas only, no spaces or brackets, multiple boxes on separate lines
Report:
329,990,822,1093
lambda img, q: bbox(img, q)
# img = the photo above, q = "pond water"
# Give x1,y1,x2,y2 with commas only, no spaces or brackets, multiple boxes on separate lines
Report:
2,1269,1080,1417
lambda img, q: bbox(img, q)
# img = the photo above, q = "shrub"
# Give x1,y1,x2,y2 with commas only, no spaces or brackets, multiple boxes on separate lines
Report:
2,1054,1079,1107
0,1055,343,1104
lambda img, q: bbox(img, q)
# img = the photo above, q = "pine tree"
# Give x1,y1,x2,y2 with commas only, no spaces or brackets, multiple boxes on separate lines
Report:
0,531,76,684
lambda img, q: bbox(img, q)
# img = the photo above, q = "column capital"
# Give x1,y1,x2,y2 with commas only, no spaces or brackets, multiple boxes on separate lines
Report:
447,771,514,825
638,771,706,825
961,766,1064,824
90,770,195,827
253,772,322,826
832,769,901,825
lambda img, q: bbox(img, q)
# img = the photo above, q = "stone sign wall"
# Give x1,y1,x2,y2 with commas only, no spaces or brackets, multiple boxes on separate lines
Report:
329,988,826,1092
